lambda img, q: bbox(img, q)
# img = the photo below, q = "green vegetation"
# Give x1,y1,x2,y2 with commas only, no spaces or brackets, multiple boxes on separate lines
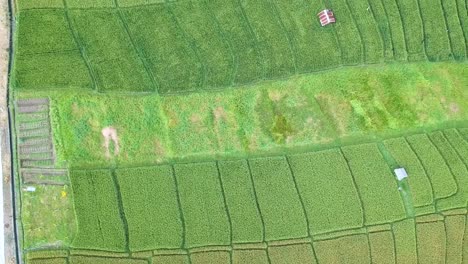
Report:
248,157,308,240
217,160,264,243
445,215,465,263
368,231,395,264
384,137,433,207
190,251,230,264
406,134,458,199
268,244,317,264
116,167,183,251
288,149,363,234
68,256,147,264
341,144,406,225
314,234,371,263
232,249,268,264
392,219,418,264
416,221,446,264
174,163,230,247
69,170,126,251
152,254,189,264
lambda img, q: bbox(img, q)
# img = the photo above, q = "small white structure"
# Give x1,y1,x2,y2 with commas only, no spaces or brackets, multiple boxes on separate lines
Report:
317,9,336,27
394,168,408,181
24,186,36,192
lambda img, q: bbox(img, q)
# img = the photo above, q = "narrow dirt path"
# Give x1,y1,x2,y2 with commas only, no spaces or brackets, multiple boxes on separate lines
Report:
0,0,17,263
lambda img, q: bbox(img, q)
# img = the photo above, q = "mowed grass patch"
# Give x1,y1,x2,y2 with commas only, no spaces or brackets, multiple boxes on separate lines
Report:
232,249,268,264
248,157,308,240
68,10,153,92
174,163,230,247
314,234,371,264
189,251,230,264
384,137,433,207
288,149,363,234
116,167,183,251
218,160,264,243
430,131,468,210
445,215,466,264
368,231,395,264
268,244,317,264
341,144,406,225
69,170,126,251
392,219,418,264
406,134,458,199
416,221,446,264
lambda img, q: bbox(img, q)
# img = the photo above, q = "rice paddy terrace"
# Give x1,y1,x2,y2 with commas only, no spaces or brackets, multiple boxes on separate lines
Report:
8,0,468,263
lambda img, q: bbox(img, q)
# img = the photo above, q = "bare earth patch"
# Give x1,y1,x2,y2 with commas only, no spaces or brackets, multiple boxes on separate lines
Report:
101,127,120,159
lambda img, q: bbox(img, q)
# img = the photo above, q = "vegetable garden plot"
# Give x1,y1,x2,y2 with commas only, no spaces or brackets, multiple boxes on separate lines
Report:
232,249,269,264
239,0,296,79
248,157,308,241
206,0,263,86
429,131,468,210
170,1,234,89
190,251,230,264
116,167,183,251
345,0,384,64
287,149,363,234
327,0,363,65
69,170,126,251
272,0,341,72
341,144,406,225
395,0,426,61
29,259,67,264
416,221,446,264
68,256,147,264
174,163,230,248
217,160,264,243
406,134,458,199
368,231,395,264
418,0,452,61
445,215,465,264
391,219,417,264
122,6,202,93
383,137,433,207
69,10,154,92
314,234,371,264
268,243,317,264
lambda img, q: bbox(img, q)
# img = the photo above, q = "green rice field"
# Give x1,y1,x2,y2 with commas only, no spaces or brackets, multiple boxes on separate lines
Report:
9,0,468,263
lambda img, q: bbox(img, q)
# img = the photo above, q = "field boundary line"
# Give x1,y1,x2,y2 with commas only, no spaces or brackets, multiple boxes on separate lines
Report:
164,0,206,91
364,0,387,61
284,155,320,264
414,0,430,60
267,0,298,74
110,170,130,253
369,0,395,61
389,225,398,264
404,136,437,204
112,0,160,94
61,0,99,91
380,0,406,60
214,161,234,264
234,0,267,80
338,148,366,226
202,0,238,87
169,165,188,251
392,0,420,60
443,130,468,188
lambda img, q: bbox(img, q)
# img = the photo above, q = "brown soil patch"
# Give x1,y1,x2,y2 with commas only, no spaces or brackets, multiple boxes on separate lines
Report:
449,102,459,114
268,90,283,102
213,106,227,122
101,127,120,159
190,113,202,124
